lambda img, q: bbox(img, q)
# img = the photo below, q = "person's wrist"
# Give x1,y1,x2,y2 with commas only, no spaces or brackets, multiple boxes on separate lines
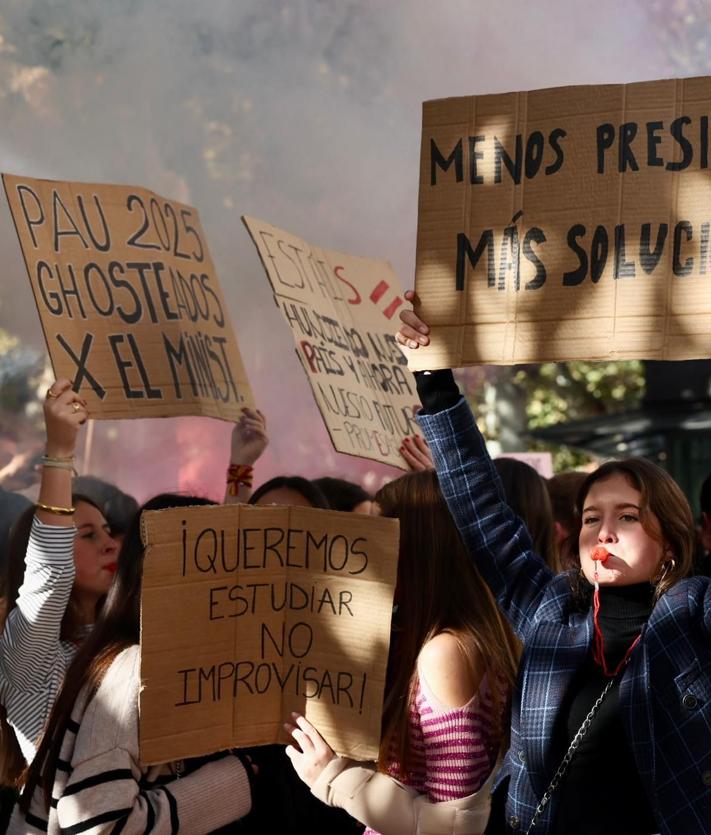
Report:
45,444,75,459
230,451,259,466
227,463,254,496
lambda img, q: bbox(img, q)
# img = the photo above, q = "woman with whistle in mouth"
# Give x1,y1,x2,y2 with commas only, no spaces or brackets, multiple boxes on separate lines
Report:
395,293,709,835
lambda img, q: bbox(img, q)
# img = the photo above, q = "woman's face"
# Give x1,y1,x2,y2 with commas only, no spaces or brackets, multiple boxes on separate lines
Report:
73,501,120,599
578,474,665,586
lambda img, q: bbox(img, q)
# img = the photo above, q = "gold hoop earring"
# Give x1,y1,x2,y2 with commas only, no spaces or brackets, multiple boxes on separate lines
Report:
655,558,676,587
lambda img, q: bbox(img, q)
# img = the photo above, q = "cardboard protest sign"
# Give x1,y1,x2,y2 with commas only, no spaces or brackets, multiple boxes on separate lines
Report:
3,174,253,419
139,503,399,764
242,215,419,469
413,76,711,369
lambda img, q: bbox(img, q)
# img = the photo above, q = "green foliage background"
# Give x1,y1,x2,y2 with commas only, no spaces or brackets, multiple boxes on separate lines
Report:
460,362,646,472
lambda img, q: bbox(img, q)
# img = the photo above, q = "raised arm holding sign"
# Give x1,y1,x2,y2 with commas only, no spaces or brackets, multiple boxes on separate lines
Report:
398,292,709,833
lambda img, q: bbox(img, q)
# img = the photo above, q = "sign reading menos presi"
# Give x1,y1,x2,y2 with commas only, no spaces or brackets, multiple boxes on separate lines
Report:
412,76,711,369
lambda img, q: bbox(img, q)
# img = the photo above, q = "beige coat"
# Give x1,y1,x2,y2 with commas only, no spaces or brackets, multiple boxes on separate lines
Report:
311,754,499,835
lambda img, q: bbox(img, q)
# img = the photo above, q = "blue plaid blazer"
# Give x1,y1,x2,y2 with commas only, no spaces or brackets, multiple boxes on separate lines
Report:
418,398,711,835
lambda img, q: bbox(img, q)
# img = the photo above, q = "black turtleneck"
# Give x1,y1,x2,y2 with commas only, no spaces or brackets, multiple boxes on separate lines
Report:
552,583,658,835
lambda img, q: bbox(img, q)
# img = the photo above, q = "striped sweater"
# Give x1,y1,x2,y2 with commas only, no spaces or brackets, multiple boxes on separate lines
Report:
12,645,252,834
364,670,500,835
0,518,77,764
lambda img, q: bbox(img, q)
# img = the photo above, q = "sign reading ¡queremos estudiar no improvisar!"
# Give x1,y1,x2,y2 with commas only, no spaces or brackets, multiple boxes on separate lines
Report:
411,76,711,370
3,173,253,419
139,503,399,765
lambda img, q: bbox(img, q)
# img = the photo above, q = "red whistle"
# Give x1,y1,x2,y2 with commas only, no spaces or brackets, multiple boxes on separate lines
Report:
591,547,610,562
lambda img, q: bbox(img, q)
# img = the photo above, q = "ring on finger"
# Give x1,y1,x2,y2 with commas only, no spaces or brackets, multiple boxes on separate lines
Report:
71,402,81,414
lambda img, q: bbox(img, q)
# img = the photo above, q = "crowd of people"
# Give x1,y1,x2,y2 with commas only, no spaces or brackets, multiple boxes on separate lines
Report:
0,300,709,834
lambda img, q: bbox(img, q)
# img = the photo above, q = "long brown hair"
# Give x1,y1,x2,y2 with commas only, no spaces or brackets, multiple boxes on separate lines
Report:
0,494,104,788
494,458,560,572
20,494,213,811
375,470,520,778
568,458,695,606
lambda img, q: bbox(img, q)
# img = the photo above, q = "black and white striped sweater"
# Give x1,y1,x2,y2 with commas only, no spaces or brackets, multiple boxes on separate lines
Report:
0,518,77,764
12,645,252,834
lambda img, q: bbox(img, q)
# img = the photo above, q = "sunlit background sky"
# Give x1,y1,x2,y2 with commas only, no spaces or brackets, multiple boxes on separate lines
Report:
0,0,705,501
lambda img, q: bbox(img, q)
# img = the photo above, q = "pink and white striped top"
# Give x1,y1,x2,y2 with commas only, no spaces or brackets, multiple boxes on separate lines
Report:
364,670,502,835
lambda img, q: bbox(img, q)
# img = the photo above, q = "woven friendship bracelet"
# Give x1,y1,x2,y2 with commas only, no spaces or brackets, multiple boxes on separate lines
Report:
43,452,75,463
41,456,76,472
226,464,254,496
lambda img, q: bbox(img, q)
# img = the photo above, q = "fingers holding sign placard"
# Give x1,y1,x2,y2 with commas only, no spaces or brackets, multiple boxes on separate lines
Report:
3,174,254,420
395,290,431,351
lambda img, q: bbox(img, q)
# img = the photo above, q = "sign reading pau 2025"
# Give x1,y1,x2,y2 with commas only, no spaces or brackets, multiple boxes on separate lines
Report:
3,174,254,420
